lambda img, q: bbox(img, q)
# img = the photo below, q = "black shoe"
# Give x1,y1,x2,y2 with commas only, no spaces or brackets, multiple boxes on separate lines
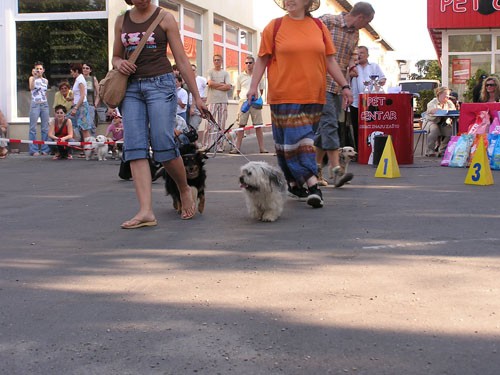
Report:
306,184,323,208
288,185,308,201
334,173,354,188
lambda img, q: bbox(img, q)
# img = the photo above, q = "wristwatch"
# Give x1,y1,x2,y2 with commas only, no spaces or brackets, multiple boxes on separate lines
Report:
341,85,351,91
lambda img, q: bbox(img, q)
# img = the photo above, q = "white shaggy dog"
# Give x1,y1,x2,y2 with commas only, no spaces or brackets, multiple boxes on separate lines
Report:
95,135,108,161
83,136,96,161
239,161,287,222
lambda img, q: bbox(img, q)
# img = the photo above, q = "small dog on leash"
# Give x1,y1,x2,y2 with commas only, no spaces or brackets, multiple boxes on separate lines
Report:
95,135,108,161
338,146,357,175
324,146,357,187
239,161,287,222
164,144,207,215
83,136,96,160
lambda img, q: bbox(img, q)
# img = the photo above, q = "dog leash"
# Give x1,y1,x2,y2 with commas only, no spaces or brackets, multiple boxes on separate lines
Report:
203,110,252,162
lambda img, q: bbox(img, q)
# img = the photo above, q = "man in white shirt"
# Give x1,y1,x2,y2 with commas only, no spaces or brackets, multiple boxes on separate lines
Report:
350,45,386,149
231,56,268,154
175,75,188,122
189,64,207,130
192,64,207,101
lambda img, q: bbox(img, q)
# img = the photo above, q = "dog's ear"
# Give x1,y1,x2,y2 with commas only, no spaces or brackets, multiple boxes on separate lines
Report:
266,168,284,190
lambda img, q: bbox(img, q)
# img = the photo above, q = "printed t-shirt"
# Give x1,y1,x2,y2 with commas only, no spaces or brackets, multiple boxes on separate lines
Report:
107,123,124,141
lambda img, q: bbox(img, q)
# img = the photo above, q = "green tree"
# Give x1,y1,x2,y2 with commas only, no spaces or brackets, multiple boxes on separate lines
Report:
17,19,108,90
409,60,441,80
406,60,442,116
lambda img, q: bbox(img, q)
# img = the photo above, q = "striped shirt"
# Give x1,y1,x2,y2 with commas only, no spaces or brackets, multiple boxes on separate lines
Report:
319,12,359,94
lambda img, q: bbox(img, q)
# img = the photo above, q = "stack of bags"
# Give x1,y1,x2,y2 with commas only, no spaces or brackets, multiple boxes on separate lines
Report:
441,110,500,169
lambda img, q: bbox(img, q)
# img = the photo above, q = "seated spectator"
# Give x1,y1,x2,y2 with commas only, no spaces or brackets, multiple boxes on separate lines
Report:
0,109,8,159
479,76,500,103
48,105,74,159
105,110,124,159
53,81,74,113
423,86,456,157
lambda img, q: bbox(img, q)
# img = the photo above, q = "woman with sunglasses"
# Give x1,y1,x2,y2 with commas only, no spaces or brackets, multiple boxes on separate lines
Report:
479,76,500,103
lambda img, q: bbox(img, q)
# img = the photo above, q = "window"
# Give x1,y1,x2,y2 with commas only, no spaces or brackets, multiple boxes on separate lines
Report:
184,9,201,34
213,17,254,99
162,2,203,72
449,34,492,52
18,0,105,13
16,19,108,117
160,0,179,22
443,30,500,98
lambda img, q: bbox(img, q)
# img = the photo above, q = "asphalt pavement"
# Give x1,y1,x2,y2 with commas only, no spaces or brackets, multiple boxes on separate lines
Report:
1,133,500,375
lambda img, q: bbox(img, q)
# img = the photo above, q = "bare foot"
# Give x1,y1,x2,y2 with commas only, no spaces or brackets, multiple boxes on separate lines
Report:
179,187,195,220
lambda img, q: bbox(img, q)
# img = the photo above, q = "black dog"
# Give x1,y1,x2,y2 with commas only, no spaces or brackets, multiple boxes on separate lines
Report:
164,143,207,215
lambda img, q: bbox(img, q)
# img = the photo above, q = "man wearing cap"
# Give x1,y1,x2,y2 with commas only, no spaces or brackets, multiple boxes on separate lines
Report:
314,1,375,187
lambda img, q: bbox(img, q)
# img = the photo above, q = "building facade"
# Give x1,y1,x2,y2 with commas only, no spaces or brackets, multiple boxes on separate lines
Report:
1,0,393,140
428,0,500,99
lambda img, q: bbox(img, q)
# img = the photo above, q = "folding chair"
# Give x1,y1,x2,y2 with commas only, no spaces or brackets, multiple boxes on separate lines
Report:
413,112,427,156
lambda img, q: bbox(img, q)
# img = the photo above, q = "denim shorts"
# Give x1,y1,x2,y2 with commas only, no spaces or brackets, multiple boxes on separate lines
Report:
121,73,179,162
314,91,341,150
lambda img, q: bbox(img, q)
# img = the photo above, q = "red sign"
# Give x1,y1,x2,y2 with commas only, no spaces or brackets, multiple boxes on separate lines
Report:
358,93,414,165
428,0,500,28
452,58,471,84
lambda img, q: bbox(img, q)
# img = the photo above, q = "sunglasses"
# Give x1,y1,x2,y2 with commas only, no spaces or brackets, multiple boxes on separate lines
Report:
486,83,497,87
245,62,253,65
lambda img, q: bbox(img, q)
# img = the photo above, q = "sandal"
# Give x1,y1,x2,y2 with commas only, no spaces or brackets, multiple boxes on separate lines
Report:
121,218,158,229
181,205,196,220
180,186,197,220
0,150,7,159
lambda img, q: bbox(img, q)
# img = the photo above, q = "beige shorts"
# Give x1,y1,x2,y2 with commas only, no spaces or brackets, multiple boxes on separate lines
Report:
239,106,263,127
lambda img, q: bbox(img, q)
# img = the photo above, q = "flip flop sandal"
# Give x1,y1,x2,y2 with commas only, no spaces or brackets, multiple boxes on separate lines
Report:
121,218,158,229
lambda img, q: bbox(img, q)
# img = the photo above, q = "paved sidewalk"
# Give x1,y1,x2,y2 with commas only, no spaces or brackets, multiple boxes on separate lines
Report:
1,134,500,375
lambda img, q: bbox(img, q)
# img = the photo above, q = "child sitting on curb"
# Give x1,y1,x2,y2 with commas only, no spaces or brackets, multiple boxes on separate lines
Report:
105,109,124,159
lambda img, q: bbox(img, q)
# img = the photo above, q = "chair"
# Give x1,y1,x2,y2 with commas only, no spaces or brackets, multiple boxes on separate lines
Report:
413,112,428,155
